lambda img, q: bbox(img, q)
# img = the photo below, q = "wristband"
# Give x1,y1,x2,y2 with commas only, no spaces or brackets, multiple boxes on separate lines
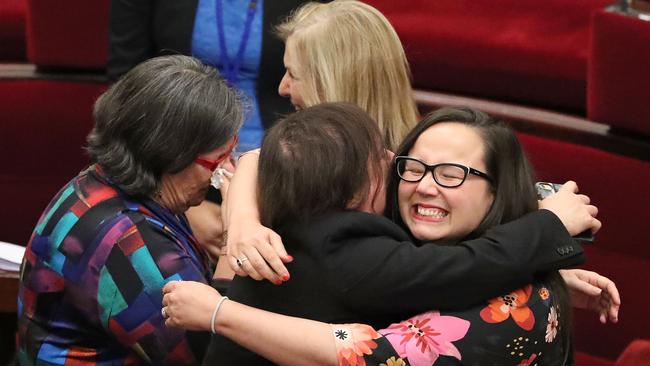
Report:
210,296,229,334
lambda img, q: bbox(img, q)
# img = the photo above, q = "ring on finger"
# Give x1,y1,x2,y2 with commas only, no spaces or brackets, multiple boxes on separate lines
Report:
236,256,249,267
161,307,169,319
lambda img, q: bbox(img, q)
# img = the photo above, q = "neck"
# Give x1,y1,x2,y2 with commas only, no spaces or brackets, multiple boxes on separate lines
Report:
155,178,188,214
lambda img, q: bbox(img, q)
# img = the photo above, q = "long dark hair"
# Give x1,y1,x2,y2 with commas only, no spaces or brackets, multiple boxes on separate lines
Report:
385,107,573,362
258,102,387,229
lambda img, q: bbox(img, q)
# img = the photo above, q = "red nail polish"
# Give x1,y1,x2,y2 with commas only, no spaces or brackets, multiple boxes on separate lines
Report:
273,279,282,285
285,255,294,262
282,274,290,281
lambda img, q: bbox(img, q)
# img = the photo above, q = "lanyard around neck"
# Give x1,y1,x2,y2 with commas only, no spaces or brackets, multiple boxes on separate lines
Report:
215,0,259,85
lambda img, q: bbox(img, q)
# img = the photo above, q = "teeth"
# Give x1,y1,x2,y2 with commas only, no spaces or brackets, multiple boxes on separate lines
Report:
417,206,448,218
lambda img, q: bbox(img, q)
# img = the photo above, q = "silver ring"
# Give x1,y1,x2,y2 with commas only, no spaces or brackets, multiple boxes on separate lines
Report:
161,307,168,319
236,256,249,267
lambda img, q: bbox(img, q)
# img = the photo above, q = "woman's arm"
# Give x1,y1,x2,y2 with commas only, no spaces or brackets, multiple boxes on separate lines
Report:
228,177,599,284
224,151,291,282
227,176,599,312
162,281,338,366
560,269,621,323
163,277,618,366
313,209,584,312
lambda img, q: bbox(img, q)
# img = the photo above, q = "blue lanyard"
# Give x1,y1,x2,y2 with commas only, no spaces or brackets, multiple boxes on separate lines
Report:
215,0,258,84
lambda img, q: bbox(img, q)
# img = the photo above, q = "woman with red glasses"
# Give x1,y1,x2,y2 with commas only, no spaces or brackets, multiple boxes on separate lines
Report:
16,55,243,365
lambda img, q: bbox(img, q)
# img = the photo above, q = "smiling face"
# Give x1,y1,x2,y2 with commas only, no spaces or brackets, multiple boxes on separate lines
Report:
278,37,307,110
398,122,494,243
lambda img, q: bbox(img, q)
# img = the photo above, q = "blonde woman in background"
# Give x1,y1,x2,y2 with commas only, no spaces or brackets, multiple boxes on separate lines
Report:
222,0,419,283
275,0,418,150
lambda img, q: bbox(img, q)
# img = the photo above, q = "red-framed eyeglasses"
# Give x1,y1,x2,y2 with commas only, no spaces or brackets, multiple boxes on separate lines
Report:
194,135,239,172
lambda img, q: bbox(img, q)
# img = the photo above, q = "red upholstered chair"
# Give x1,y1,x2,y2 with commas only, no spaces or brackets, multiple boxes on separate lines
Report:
575,351,616,366
0,0,27,61
0,77,107,245
367,0,611,113
1,0,111,244
518,133,650,362
588,7,650,135
25,0,110,68
616,339,650,366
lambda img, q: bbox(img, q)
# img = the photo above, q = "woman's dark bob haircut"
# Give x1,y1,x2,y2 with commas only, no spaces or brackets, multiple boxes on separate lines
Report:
385,106,539,241
87,55,243,197
258,102,387,228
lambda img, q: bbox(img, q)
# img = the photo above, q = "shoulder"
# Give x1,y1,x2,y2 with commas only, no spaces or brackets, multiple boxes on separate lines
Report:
282,211,410,245
70,175,188,270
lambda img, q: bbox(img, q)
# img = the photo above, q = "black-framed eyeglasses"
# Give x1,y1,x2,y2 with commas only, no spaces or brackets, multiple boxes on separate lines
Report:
395,156,493,188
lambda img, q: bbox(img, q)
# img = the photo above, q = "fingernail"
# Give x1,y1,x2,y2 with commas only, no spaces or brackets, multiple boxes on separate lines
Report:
273,279,282,285
285,255,294,262
282,274,290,281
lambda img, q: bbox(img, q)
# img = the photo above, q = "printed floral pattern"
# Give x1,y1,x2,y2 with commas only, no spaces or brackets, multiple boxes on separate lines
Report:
545,305,559,343
332,324,381,366
479,285,535,330
344,282,562,366
538,287,550,301
379,311,470,365
517,353,538,366
380,356,407,366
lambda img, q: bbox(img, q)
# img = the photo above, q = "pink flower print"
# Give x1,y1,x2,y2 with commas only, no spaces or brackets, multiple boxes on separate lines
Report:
545,305,559,343
379,311,470,366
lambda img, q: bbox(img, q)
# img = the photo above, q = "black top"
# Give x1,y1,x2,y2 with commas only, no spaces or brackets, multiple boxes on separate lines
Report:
107,0,315,129
203,209,583,365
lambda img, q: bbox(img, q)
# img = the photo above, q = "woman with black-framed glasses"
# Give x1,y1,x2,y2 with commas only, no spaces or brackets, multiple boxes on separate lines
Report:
396,156,493,187
162,106,617,366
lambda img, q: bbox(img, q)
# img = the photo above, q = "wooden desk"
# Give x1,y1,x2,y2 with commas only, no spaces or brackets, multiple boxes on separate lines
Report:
0,272,19,313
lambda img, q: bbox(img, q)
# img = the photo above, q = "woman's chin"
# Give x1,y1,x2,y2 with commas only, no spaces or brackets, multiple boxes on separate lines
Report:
409,223,447,243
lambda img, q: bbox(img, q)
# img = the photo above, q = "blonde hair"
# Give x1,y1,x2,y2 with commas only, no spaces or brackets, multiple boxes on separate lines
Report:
276,0,418,150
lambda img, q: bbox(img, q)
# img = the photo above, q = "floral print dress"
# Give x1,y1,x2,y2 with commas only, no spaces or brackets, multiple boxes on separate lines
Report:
332,282,566,366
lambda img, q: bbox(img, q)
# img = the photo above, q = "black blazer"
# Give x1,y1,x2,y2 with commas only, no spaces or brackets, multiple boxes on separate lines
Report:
108,0,314,128
204,209,584,365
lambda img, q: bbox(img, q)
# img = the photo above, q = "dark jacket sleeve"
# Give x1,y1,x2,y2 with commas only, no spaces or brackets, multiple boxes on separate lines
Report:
107,0,154,80
107,0,198,80
312,209,583,314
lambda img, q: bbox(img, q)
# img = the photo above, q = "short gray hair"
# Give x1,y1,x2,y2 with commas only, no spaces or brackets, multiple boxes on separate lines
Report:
87,55,243,197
